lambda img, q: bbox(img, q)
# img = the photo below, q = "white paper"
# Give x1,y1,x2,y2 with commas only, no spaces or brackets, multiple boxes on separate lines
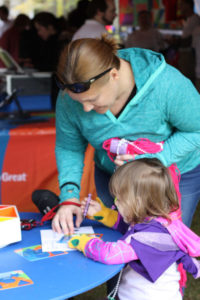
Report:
40,226,94,252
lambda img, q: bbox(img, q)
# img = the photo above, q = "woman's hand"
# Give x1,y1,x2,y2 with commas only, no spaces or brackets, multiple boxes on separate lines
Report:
52,198,82,235
114,154,136,167
81,197,101,217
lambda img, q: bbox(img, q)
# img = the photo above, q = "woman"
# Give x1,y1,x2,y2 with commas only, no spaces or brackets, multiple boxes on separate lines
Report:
52,35,200,235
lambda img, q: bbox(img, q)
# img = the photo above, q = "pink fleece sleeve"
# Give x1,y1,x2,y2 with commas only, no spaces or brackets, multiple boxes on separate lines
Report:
84,238,138,264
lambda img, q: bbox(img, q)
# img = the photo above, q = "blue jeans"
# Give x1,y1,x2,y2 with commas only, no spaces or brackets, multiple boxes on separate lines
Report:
95,164,200,227
95,166,114,208
179,164,200,227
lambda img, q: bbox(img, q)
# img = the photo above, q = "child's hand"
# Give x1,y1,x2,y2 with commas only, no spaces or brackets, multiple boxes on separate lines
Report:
81,197,101,217
81,197,118,228
68,234,96,254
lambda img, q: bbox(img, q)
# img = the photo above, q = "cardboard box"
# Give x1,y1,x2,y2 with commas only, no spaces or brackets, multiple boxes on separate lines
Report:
0,205,21,248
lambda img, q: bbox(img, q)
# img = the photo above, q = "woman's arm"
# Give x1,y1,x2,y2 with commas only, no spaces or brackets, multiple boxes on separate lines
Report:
152,71,200,167
53,92,87,234
115,67,200,168
55,92,88,202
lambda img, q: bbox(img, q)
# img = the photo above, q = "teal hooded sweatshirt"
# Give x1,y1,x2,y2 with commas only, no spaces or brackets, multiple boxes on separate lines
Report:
56,48,200,202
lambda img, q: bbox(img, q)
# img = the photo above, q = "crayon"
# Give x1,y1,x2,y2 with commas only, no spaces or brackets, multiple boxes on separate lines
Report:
83,193,92,218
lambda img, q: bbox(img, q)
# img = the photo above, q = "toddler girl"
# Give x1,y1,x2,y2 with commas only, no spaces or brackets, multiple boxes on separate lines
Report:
68,158,200,300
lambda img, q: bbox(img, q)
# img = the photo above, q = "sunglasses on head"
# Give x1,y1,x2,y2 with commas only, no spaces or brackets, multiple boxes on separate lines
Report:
55,67,112,93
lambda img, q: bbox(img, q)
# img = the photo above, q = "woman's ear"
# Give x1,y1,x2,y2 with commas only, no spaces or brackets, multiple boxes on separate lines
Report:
110,68,119,81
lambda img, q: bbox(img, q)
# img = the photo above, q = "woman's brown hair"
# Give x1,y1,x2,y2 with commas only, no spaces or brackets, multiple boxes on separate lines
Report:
57,34,120,87
109,158,179,224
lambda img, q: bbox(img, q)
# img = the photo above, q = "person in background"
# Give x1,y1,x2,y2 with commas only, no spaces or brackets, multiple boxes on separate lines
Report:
125,10,165,52
68,158,200,300
180,0,200,41
32,12,64,72
177,0,200,83
0,14,30,66
192,25,200,92
20,12,68,110
34,12,69,109
180,0,200,92
19,19,40,70
0,5,12,38
72,0,116,40
20,12,68,72
65,0,90,41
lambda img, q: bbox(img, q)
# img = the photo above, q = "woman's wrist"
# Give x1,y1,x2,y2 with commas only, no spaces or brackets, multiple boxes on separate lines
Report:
61,200,81,207
60,184,80,202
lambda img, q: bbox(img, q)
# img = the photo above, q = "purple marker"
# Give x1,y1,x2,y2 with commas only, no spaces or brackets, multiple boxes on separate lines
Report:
83,193,92,218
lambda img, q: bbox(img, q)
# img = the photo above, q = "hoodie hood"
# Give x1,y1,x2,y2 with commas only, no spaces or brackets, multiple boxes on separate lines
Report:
118,48,166,95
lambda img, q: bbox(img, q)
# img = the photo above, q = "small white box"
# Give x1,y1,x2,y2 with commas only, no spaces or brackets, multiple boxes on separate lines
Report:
0,205,22,248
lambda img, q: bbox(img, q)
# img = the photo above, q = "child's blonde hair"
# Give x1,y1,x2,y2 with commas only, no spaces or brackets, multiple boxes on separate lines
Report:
109,158,179,224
